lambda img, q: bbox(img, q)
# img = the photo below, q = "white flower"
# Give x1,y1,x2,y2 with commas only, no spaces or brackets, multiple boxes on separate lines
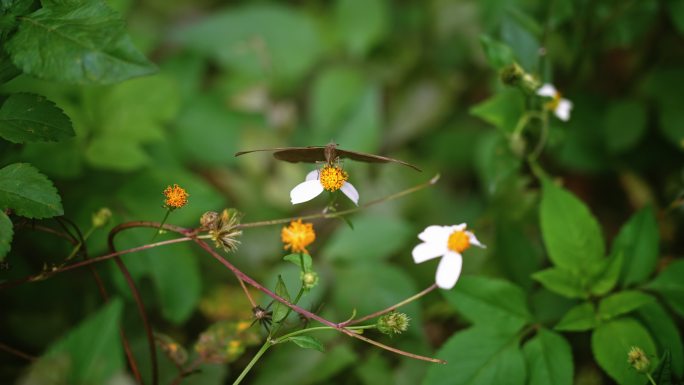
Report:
537,84,573,122
290,166,359,205
411,224,485,289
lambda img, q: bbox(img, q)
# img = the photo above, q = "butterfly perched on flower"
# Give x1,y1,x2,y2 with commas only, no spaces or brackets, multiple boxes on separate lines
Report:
235,142,421,205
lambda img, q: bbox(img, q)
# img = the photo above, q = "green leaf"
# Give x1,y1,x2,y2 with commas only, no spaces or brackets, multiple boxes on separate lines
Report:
470,88,525,134
479,35,515,69
494,221,542,291
652,350,674,385
597,291,654,321
644,260,684,318
555,302,597,331
323,214,412,262
335,0,388,57
7,0,156,84
669,0,684,36
637,302,684,378
589,251,623,296
423,326,526,385
603,100,647,153
272,275,291,323
0,210,13,260
283,253,312,272
46,299,125,384
522,329,573,385
612,206,659,288
592,317,658,385
287,335,324,352
532,267,588,299
177,4,321,86
442,276,531,331
0,93,74,143
540,180,605,273
0,163,63,218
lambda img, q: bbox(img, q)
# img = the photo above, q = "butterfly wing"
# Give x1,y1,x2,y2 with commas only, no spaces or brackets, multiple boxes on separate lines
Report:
336,149,422,171
235,146,327,163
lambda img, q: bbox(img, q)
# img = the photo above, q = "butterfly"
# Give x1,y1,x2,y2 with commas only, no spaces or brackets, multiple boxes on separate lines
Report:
235,142,421,171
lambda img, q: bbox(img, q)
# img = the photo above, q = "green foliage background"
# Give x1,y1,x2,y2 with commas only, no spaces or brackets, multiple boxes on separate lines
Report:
1,0,684,384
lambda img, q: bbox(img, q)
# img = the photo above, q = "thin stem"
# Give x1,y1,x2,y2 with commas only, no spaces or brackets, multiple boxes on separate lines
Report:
237,174,440,229
151,209,172,241
340,284,438,327
275,325,374,343
232,342,272,385
0,342,35,361
646,373,657,385
238,277,257,308
194,238,445,364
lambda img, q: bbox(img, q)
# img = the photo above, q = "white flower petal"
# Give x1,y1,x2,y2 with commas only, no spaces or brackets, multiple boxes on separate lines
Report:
448,223,467,233
340,181,359,205
435,252,463,289
418,225,451,244
412,242,447,264
290,180,324,204
305,170,319,181
537,84,557,97
466,231,486,249
555,99,573,121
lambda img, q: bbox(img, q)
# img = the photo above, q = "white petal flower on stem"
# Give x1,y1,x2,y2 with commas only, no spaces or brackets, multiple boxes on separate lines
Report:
411,224,485,289
537,83,573,122
290,166,359,205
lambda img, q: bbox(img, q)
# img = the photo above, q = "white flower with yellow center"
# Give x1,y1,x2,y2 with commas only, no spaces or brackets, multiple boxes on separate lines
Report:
537,84,573,122
412,224,485,289
290,165,359,205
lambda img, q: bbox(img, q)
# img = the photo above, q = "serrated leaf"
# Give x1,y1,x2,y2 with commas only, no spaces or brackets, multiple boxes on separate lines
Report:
637,302,684,378
0,163,63,218
6,0,156,84
287,335,324,352
592,317,658,385
283,253,312,272
479,35,515,69
532,267,588,299
644,260,684,318
45,299,124,384
423,326,526,385
540,180,605,273
443,276,531,331
272,275,291,323
598,291,654,321
0,93,74,143
522,329,573,385
555,302,597,331
612,206,659,288
0,211,13,260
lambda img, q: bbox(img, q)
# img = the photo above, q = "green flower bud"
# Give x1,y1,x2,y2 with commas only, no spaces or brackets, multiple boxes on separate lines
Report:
377,311,410,336
301,271,319,290
92,208,112,228
500,63,541,94
627,346,650,373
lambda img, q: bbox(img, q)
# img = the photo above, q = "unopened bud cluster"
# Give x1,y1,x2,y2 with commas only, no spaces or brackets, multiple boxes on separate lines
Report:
301,271,319,290
627,346,651,373
377,311,410,336
500,63,540,94
91,207,112,228
201,209,243,253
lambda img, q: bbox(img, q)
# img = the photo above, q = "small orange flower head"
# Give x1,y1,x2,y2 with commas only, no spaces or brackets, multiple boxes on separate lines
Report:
281,219,316,254
163,184,189,209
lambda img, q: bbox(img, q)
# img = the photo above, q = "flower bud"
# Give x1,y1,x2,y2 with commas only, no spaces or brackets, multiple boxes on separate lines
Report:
377,311,410,336
301,271,319,290
500,63,541,94
91,208,112,228
200,211,220,230
627,346,651,373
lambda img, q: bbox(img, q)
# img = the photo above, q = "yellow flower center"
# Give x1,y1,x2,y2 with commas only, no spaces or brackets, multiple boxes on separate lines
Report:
163,184,189,209
447,230,470,253
281,219,316,254
319,165,348,192
545,92,562,111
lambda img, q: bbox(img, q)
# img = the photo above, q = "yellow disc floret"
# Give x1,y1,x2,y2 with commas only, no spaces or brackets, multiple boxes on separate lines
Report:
447,230,471,253
281,219,316,254
319,165,348,192
163,184,189,209
545,92,562,112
